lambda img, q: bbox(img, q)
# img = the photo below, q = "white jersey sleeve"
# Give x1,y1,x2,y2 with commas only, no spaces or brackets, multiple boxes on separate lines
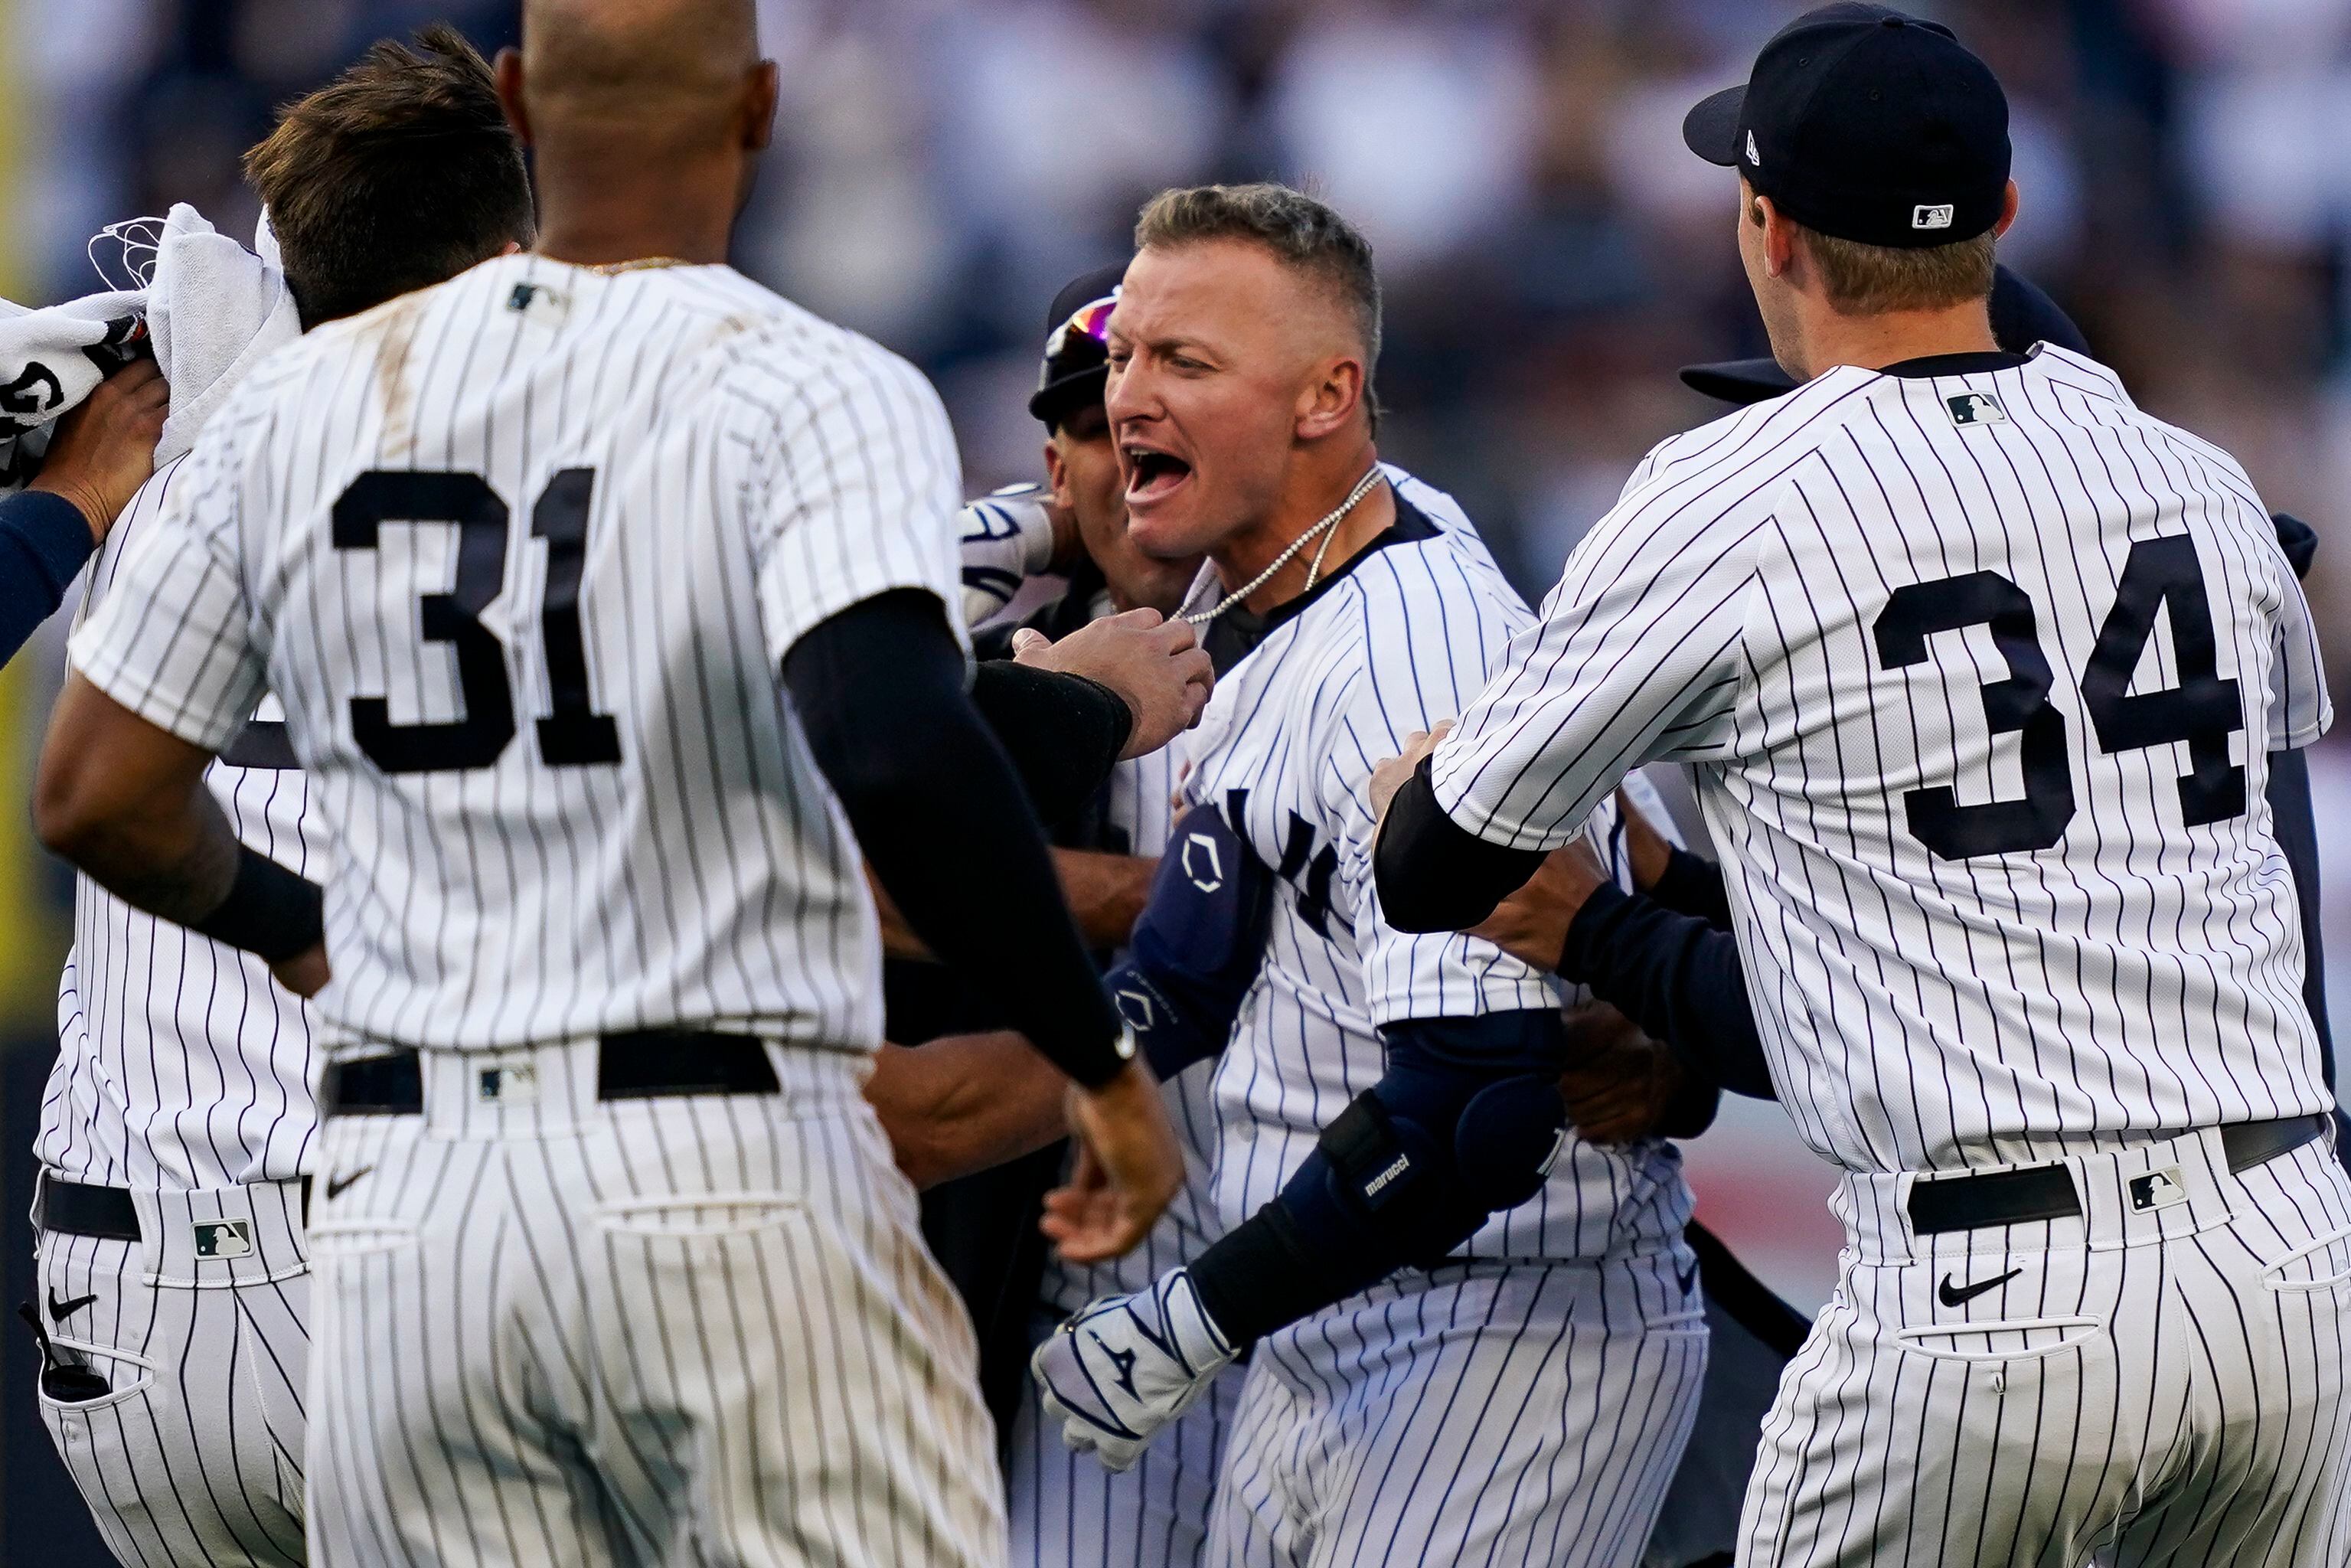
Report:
2270,571,2331,751
957,486,1059,631
1429,440,1774,851
1320,556,1561,1026
68,407,269,750
744,341,968,665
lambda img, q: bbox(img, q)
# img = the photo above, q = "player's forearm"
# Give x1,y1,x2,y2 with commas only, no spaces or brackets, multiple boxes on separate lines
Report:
0,490,100,668
1374,758,1547,932
865,1034,1069,1188
1561,883,1775,1099
1055,849,1158,949
785,591,1130,1088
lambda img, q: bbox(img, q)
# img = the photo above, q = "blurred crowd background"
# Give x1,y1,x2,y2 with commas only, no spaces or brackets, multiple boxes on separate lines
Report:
2,0,2347,1556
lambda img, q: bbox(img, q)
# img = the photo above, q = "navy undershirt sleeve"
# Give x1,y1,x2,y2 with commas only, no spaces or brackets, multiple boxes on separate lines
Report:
1560,882,1776,1100
783,589,1128,1088
2267,748,2333,1069
0,490,96,667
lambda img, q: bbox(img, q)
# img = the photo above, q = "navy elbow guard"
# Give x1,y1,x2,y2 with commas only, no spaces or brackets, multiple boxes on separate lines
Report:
1103,799,1275,1080
1186,1011,1570,1346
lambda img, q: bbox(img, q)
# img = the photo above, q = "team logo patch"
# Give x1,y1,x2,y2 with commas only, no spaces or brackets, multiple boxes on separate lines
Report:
2128,1165,2189,1213
478,1063,538,1103
1912,203,1954,230
1180,831,1226,893
194,1220,253,1259
1946,391,2005,427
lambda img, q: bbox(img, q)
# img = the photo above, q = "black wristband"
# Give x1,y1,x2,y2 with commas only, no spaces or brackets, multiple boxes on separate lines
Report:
968,661,1134,823
189,847,325,962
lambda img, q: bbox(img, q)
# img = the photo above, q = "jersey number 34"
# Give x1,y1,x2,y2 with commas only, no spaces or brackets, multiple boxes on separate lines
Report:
333,468,620,774
1873,536,2245,858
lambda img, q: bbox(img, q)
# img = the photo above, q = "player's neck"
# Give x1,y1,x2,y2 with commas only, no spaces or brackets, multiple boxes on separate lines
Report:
1788,296,2000,381
1213,444,1394,617
531,154,740,269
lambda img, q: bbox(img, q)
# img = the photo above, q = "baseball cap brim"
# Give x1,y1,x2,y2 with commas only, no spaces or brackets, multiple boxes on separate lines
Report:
1678,357,1797,405
1027,363,1108,425
1683,84,1745,167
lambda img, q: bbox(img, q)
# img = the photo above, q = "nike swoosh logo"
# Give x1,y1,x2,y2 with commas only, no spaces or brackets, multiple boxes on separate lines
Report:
1938,1267,2023,1308
47,1290,97,1323
325,1168,371,1200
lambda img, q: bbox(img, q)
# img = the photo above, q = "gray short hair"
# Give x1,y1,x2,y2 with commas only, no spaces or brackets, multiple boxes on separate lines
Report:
1135,182,1383,392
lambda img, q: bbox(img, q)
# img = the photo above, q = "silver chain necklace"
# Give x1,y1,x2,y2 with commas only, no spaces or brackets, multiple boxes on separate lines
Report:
1180,465,1387,627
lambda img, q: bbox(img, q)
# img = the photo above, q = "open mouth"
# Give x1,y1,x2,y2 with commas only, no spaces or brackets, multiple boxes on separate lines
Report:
1123,445,1193,505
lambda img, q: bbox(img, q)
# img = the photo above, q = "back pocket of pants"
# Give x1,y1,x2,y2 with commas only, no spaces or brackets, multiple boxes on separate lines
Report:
589,1192,801,1240
1891,1313,2102,1365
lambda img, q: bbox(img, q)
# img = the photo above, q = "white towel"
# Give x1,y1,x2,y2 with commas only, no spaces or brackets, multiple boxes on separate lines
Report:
146,203,300,465
0,202,301,488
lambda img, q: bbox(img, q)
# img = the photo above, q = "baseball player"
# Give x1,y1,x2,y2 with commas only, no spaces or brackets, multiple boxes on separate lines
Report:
1031,183,1713,1568
19,32,537,1567
0,361,166,662
32,1,1192,1562
1375,7,2351,1563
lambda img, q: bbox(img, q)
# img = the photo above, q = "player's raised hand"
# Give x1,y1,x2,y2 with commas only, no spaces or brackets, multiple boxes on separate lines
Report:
1467,835,1609,972
1368,721,1451,828
33,358,168,542
1011,607,1213,759
1044,1058,1184,1261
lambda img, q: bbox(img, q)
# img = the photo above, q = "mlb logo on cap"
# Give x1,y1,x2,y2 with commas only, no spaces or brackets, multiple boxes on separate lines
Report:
1913,203,1954,230
1945,391,2005,426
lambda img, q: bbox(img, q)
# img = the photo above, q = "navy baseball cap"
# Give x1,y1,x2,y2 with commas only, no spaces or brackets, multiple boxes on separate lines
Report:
1683,3,2010,249
1027,263,1128,428
1680,264,2086,404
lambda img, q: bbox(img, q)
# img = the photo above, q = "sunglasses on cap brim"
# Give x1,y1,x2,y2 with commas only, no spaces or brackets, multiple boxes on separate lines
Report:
1044,292,1118,359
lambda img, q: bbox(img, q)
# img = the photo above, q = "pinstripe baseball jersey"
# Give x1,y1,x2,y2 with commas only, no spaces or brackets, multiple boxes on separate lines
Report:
1431,345,2334,1174
67,255,965,1054
1192,465,1692,1263
38,452,322,1190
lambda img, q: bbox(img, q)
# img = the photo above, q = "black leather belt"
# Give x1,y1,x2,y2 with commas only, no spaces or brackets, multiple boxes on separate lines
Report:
34,1178,139,1242
1906,1113,2333,1236
324,1030,781,1116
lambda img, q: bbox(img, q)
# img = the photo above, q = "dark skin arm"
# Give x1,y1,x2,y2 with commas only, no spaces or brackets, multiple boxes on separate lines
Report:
34,675,328,995
872,849,1160,959
864,1031,1073,1188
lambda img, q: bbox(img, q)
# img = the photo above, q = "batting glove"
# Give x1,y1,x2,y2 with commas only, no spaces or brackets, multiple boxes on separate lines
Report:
1031,1267,1237,1472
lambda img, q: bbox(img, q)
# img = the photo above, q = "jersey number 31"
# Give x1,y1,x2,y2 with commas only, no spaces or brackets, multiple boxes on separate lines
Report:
334,468,620,774
1873,536,2245,858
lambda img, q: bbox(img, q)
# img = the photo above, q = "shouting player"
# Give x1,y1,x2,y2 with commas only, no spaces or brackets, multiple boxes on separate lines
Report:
1377,7,2351,1564
1033,184,1713,1568
33,0,1191,1562
22,31,534,1566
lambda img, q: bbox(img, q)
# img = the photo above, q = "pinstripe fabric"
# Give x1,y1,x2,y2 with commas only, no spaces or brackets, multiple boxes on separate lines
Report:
307,1040,1002,1567
39,452,322,1192
34,1179,312,1567
958,487,1060,632
1209,1252,1709,1568
66,255,965,1056
1739,1132,2351,1566
1191,468,1693,1264
1432,348,2333,1175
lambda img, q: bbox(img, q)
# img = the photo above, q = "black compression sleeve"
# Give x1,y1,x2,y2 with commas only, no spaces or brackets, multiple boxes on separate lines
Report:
1559,882,1776,1099
1649,847,1733,929
784,590,1127,1088
2268,748,2333,1067
1373,758,1547,933
967,660,1131,825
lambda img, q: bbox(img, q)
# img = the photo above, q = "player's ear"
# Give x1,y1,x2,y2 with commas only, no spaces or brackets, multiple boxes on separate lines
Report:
1295,356,1365,443
1755,194,1798,279
743,60,781,152
1043,436,1076,510
1991,179,2020,239
494,47,531,146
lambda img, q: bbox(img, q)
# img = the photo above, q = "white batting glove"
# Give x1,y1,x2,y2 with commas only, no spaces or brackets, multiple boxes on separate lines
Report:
1031,1267,1238,1472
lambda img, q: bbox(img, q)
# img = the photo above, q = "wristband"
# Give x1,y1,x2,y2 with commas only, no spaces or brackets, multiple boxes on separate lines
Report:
189,847,325,962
